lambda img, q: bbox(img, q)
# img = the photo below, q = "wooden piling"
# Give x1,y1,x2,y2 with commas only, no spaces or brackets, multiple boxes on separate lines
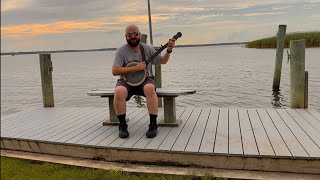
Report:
290,40,305,108
272,25,286,91
39,54,54,107
141,33,163,107
304,71,308,108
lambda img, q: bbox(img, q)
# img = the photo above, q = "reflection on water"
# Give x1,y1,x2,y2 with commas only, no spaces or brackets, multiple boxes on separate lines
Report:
271,90,285,108
1,45,320,115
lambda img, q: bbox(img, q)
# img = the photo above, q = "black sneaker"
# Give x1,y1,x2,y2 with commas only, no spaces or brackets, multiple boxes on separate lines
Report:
146,124,158,138
119,123,129,138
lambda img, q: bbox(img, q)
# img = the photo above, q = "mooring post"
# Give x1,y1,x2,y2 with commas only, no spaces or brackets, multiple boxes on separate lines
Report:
304,71,308,108
141,33,163,107
272,25,287,91
290,40,305,108
39,54,54,107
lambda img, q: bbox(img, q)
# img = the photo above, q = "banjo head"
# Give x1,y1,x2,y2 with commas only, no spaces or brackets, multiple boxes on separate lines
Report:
124,61,147,86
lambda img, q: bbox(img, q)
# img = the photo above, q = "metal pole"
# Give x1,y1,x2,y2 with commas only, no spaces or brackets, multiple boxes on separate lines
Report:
147,0,153,45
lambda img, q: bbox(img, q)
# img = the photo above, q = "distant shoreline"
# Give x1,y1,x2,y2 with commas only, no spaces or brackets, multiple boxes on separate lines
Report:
1,42,247,56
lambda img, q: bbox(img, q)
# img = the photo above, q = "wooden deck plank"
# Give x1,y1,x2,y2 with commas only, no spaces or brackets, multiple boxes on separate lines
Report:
295,109,320,134
51,109,108,142
238,109,258,155
158,108,193,151
247,109,274,156
171,108,201,152
307,109,320,122
228,108,243,155
36,107,103,141
276,109,320,157
1,107,42,122
121,109,165,148
1,107,78,138
1,107,69,132
21,107,95,140
144,108,186,150
133,108,184,149
185,108,210,152
199,109,219,153
214,108,228,154
266,108,308,157
285,109,320,148
257,109,291,156
93,108,145,146
81,108,139,146
107,109,149,148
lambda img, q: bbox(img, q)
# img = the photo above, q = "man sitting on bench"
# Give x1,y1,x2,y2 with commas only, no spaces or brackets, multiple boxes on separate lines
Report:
112,24,176,138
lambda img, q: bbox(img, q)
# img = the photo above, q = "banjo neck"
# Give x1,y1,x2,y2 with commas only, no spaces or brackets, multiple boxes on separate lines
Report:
145,32,182,65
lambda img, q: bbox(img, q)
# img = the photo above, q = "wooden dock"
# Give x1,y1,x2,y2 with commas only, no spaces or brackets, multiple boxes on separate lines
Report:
1,107,320,174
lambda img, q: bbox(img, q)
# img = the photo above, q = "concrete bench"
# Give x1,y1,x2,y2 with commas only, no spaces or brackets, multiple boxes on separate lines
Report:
87,88,196,126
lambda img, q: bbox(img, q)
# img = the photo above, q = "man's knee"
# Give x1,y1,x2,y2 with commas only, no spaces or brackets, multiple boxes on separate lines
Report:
115,86,127,99
143,83,156,97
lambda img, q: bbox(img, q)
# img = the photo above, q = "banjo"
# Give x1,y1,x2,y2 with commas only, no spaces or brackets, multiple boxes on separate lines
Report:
123,32,182,86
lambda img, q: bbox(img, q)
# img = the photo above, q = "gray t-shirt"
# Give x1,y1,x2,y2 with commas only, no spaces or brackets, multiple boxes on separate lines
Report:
113,43,161,78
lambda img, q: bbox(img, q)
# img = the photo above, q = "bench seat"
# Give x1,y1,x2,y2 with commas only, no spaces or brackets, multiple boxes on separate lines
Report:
87,88,196,126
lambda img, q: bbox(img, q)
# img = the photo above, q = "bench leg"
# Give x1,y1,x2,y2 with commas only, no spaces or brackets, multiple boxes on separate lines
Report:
158,96,182,127
103,96,128,126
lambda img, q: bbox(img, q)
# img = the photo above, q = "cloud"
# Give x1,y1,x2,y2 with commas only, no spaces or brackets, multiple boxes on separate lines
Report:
243,12,288,17
1,15,170,39
1,0,34,11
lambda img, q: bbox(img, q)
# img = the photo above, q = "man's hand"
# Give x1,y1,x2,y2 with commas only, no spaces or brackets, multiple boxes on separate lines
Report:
167,38,176,52
134,62,146,71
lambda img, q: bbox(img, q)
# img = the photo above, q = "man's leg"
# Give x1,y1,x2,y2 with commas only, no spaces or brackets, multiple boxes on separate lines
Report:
114,85,129,138
143,83,158,138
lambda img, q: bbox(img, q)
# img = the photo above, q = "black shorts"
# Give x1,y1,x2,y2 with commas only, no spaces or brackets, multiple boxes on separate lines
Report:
116,78,156,101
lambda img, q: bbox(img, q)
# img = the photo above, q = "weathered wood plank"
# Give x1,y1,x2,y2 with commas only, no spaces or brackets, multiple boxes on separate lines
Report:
171,108,201,152
93,108,145,146
238,109,258,155
144,108,185,150
228,108,243,155
51,109,108,142
1,107,42,122
295,109,320,133
36,107,103,141
19,107,94,139
199,108,219,153
266,108,308,157
108,109,150,148
88,89,196,97
257,109,291,156
276,109,320,157
2,107,78,138
158,108,193,151
214,108,228,154
82,108,139,146
307,109,320,122
185,108,210,152
122,109,165,148
247,109,274,156
1,107,67,131
285,109,320,148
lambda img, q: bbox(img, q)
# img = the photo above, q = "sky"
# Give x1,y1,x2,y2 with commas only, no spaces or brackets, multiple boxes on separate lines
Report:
1,0,320,52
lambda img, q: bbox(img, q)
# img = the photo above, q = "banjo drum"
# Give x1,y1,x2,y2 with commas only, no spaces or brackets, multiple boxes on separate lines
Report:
123,32,182,86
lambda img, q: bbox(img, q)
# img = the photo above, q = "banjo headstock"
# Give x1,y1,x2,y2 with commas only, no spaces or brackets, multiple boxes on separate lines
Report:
173,32,182,40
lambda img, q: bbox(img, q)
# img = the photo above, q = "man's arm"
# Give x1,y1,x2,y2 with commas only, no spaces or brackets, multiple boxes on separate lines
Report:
160,38,176,64
112,62,146,76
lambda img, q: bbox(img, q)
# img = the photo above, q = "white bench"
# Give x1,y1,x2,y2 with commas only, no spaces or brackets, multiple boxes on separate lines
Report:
87,88,196,126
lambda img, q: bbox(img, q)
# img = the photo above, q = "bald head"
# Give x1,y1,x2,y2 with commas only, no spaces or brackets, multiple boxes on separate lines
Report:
125,24,140,34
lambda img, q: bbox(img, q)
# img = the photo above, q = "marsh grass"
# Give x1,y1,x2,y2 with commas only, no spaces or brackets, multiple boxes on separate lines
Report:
1,157,225,180
246,31,320,48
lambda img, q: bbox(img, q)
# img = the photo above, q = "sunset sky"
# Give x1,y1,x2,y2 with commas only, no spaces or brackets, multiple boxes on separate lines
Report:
1,0,320,52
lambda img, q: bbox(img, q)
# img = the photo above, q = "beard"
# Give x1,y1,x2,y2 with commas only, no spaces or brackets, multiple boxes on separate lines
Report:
127,38,140,47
